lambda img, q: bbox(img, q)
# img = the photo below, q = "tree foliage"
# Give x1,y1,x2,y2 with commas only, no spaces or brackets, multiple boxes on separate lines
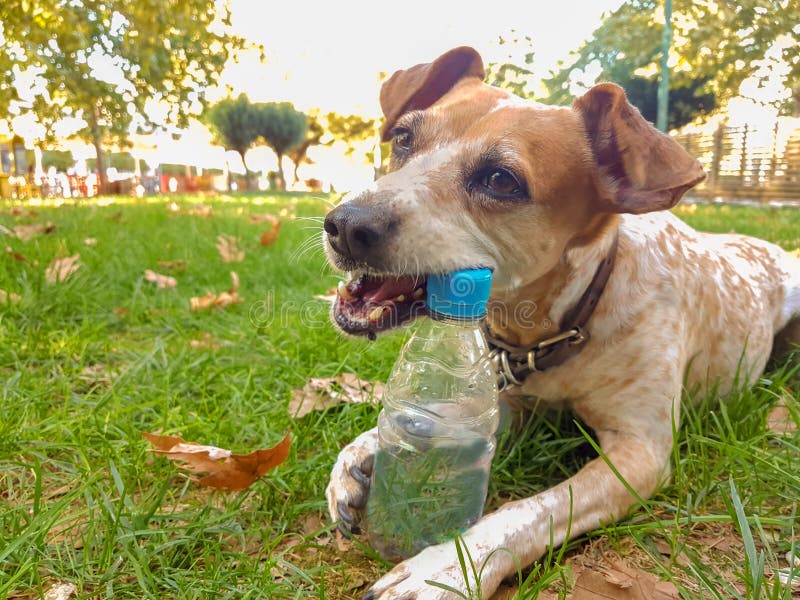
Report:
0,0,244,191
204,94,261,189
543,0,800,120
486,31,536,98
255,102,307,191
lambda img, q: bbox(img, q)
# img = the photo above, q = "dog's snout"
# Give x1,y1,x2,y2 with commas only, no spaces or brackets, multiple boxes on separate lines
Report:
324,204,387,260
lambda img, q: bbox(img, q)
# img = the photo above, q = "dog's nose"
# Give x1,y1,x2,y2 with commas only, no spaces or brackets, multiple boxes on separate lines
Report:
324,204,385,260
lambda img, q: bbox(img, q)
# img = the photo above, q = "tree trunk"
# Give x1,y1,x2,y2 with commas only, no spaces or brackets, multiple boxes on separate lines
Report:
276,152,286,191
225,159,232,192
238,150,250,191
90,104,108,195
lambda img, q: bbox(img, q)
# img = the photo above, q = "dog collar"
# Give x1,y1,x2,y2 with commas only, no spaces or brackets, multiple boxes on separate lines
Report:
485,231,620,391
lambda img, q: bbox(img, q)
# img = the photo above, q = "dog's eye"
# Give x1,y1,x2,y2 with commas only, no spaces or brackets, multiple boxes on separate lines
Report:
477,168,523,198
391,129,412,153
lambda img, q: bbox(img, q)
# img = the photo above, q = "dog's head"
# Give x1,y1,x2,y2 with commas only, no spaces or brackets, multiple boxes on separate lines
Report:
324,46,705,338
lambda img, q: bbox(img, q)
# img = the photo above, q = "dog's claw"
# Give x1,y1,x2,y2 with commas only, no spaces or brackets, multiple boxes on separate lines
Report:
350,464,371,488
337,500,354,524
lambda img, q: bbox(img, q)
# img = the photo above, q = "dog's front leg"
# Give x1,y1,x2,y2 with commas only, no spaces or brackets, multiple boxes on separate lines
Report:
326,427,378,534
363,428,672,600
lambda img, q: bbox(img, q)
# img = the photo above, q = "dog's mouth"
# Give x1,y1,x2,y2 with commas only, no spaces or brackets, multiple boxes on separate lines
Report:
333,273,427,339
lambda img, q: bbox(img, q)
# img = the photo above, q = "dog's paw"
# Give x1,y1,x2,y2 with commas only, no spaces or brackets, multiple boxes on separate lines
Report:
362,541,493,600
326,428,378,535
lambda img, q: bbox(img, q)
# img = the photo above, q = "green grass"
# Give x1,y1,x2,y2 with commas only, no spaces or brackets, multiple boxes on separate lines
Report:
0,196,798,599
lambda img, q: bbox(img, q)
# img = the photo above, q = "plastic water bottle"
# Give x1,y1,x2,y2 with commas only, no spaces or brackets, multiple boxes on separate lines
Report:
366,268,499,561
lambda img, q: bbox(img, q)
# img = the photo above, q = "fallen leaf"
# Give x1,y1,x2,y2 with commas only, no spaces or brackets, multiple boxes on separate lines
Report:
766,395,797,434
10,207,39,218
288,373,384,418
189,332,221,350
187,204,213,218
190,271,243,311
0,289,21,303
314,287,337,302
5,246,27,262
108,211,123,222
790,248,800,259
249,213,281,225
83,237,97,246
43,582,77,600
141,430,291,491
79,364,114,386
259,220,282,246
157,259,188,271
45,254,81,283
14,222,56,241
144,269,177,289
572,560,679,600
113,307,128,318
216,235,245,263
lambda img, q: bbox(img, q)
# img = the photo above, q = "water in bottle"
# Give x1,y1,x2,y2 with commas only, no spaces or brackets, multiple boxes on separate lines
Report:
366,268,499,561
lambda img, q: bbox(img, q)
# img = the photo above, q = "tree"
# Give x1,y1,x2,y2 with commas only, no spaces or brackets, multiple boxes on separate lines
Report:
288,110,325,185
0,0,244,193
255,102,307,191
41,150,74,172
205,94,261,191
485,31,536,98
323,112,378,162
543,0,799,119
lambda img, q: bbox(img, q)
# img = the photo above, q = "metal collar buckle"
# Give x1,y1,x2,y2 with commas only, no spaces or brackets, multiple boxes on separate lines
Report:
489,326,588,392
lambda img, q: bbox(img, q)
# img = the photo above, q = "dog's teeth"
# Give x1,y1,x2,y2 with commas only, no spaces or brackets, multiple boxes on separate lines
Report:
338,281,354,301
393,294,406,302
413,288,424,299
368,306,387,321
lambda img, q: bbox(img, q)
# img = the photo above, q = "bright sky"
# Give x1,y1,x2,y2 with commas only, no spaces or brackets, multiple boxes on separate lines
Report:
220,0,626,116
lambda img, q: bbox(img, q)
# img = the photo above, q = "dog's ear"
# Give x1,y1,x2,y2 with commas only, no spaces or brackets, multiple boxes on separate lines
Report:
379,46,484,141
574,83,705,214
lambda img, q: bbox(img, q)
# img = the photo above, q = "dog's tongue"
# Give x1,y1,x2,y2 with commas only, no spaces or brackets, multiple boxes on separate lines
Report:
362,275,423,303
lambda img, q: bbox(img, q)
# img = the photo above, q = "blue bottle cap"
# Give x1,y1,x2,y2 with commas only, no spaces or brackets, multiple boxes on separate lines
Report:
426,268,493,319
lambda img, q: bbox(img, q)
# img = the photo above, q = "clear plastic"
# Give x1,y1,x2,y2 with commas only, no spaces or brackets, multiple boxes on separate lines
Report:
366,314,500,561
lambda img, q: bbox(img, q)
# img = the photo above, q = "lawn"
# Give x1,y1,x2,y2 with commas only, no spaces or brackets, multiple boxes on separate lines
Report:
1,195,798,599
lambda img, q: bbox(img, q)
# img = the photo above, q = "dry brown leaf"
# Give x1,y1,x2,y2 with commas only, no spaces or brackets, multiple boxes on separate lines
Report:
313,287,337,302
108,211,123,222
190,271,243,311
10,207,39,218
288,373,384,418
249,213,281,226
0,289,21,304
43,582,77,600
83,237,97,246
142,430,291,491
189,332,221,350
144,269,177,289
157,259,188,271
766,400,797,434
259,220,282,246
14,222,56,241
6,246,27,262
45,254,81,283
79,364,115,386
216,235,245,263
571,560,679,600
188,204,213,218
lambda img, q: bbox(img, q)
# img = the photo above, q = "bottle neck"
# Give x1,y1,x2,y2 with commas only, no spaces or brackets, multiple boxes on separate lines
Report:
426,309,486,326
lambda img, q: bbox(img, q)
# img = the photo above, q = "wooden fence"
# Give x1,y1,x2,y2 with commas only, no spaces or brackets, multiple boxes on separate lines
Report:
673,121,800,201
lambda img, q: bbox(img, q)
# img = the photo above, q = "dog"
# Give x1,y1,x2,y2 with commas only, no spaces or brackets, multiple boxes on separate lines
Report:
322,46,800,599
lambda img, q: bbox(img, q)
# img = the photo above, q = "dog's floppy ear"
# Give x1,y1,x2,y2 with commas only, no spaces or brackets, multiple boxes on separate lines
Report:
379,46,484,141
574,83,705,214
